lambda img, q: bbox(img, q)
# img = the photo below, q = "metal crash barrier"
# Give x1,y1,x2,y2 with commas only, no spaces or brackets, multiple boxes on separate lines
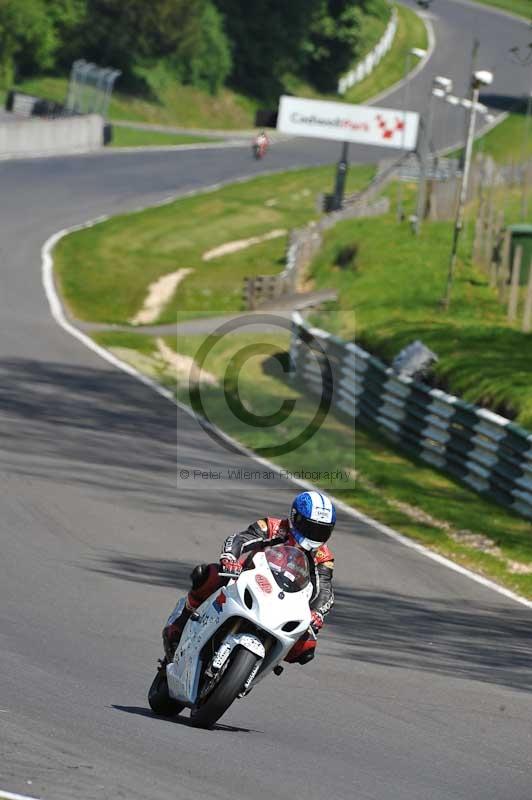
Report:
290,312,532,520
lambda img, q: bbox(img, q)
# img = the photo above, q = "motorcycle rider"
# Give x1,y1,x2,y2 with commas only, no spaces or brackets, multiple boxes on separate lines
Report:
163,491,336,665
253,128,269,156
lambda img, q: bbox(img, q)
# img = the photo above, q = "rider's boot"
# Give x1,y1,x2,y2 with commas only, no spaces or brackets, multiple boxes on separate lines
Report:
162,564,223,661
162,598,192,661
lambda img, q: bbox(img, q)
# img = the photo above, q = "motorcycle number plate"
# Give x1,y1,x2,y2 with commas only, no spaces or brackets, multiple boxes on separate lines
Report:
212,642,232,670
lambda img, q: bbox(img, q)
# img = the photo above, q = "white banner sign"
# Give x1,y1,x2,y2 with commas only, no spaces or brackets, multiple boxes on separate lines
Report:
277,95,419,150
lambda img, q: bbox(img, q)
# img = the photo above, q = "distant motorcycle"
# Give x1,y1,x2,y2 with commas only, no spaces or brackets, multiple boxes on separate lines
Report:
253,133,269,159
148,545,312,728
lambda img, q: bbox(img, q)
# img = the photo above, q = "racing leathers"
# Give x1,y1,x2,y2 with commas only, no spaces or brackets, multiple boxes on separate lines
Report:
162,517,334,665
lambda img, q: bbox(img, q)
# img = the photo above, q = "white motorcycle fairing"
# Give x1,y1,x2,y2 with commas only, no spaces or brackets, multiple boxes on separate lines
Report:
166,549,313,706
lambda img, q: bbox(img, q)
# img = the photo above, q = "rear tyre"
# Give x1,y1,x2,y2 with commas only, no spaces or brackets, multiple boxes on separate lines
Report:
148,667,185,716
190,646,259,729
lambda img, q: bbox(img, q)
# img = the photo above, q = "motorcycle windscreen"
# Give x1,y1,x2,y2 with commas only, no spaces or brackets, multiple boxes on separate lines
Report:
265,545,310,593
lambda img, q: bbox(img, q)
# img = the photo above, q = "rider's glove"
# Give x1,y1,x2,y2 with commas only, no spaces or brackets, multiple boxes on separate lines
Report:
310,610,324,635
219,555,242,578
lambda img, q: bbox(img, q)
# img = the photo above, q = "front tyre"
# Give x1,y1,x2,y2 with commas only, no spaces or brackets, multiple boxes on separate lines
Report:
148,667,185,716
190,646,259,729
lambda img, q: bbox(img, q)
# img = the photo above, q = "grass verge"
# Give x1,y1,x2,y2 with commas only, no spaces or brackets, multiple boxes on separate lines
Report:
91,328,532,600
309,182,532,428
54,163,375,324
470,112,532,162
343,4,428,105
110,127,217,148
16,76,259,130
469,0,532,18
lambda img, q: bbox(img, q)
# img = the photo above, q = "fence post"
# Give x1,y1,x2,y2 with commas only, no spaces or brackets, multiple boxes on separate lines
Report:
523,257,532,333
508,245,522,322
244,278,255,310
498,228,511,304
473,197,484,263
483,206,496,273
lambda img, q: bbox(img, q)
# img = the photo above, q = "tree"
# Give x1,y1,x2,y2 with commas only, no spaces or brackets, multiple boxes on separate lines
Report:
0,0,58,87
185,3,232,94
75,0,230,94
214,0,321,101
305,0,389,92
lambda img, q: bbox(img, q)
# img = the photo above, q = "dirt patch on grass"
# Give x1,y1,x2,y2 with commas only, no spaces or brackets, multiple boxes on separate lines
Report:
131,268,193,325
203,229,286,261
156,338,218,387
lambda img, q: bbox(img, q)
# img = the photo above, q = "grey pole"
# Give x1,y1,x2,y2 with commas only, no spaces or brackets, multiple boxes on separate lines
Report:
397,52,412,222
459,37,479,172
521,91,531,220
332,141,350,210
103,71,121,119
443,70,493,309
78,62,95,114
414,89,436,235
96,68,112,115
87,64,102,113
396,48,427,220
66,60,84,112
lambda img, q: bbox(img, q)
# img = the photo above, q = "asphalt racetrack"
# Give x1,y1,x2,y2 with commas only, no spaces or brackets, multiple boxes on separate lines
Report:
1,2,531,798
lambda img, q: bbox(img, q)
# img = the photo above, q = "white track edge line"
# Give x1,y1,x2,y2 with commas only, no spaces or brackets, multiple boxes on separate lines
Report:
41,209,532,610
0,789,40,800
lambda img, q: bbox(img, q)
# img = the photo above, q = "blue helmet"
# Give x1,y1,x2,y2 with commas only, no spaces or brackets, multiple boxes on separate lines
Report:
290,491,336,551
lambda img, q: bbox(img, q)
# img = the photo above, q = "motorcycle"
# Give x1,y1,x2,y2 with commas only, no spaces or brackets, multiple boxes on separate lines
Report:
253,135,268,159
148,544,312,728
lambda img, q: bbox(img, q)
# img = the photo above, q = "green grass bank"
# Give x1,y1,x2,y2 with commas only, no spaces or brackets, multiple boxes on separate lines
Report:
309,181,532,429
470,0,532,19
54,163,375,325
475,112,532,162
110,128,216,148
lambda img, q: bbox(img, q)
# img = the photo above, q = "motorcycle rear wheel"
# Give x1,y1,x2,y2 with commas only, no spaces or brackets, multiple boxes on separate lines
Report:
190,646,259,729
148,667,185,716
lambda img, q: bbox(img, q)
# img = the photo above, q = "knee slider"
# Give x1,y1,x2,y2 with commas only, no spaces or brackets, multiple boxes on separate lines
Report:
190,563,210,590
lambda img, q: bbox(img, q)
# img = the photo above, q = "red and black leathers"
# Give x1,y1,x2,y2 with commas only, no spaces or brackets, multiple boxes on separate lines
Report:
220,517,335,620
163,518,334,664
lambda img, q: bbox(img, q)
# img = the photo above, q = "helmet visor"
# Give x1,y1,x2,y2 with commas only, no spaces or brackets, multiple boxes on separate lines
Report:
292,513,333,546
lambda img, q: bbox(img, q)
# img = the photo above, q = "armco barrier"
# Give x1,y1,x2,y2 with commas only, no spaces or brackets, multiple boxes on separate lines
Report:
6,89,67,118
290,312,532,520
0,113,105,157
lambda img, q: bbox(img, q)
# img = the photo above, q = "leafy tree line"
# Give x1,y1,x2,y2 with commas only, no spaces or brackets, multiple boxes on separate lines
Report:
1,0,389,100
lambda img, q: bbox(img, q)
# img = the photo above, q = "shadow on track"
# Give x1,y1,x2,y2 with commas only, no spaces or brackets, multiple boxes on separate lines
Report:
88,554,195,590
0,357,285,515
111,705,259,733
92,553,532,694
330,586,532,693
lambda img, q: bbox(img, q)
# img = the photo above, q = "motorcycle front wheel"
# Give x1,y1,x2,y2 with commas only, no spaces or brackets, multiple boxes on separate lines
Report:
190,646,259,729
148,666,185,717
